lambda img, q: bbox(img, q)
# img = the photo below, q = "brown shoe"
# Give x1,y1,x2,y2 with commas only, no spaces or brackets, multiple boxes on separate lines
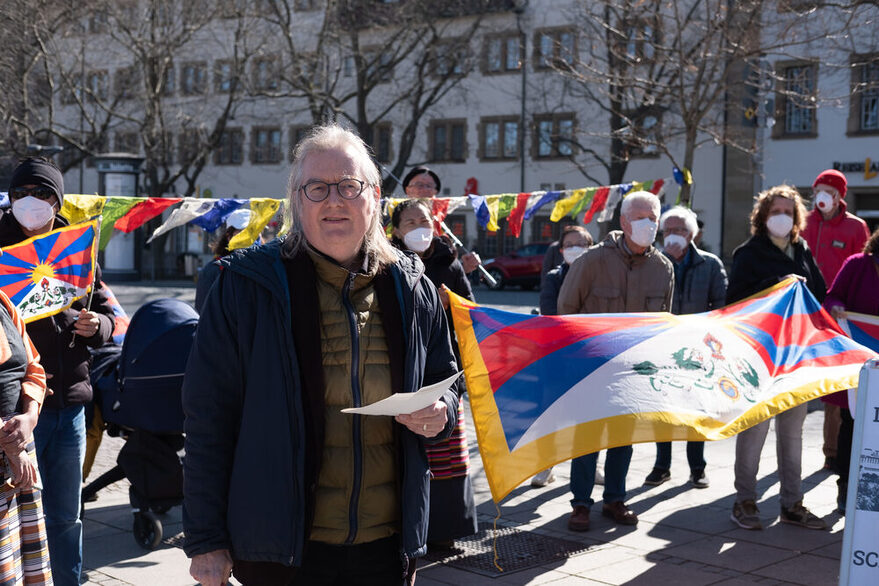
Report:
568,505,591,531
602,501,638,525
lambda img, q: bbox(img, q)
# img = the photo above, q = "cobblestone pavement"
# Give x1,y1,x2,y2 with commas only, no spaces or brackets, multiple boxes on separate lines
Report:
77,283,847,585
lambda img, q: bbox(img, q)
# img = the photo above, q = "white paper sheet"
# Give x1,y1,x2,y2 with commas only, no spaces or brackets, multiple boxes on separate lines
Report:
341,371,461,416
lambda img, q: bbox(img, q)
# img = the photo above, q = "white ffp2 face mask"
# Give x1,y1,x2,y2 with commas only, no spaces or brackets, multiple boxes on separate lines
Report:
12,196,56,231
814,191,835,213
766,213,794,238
562,246,586,265
629,218,658,248
402,227,433,253
663,233,688,251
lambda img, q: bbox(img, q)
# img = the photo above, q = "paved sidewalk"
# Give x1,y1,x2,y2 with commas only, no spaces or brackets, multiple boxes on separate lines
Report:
80,404,844,585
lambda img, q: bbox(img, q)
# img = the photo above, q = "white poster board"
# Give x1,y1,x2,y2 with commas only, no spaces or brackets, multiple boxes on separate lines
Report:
840,359,879,584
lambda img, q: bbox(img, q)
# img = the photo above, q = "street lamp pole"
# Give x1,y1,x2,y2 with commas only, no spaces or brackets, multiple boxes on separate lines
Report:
514,1,528,194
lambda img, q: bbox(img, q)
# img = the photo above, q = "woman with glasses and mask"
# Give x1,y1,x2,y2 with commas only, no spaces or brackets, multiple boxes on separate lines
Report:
390,199,477,549
0,157,116,586
184,125,461,586
727,185,827,533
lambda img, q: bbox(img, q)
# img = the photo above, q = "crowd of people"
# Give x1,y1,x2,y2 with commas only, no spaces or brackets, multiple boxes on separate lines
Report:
0,126,875,585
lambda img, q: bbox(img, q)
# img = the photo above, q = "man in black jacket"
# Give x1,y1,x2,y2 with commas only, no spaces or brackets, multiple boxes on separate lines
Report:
0,157,115,586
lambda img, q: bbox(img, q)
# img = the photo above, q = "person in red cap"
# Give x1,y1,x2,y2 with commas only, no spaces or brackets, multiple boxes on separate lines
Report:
801,169,870,474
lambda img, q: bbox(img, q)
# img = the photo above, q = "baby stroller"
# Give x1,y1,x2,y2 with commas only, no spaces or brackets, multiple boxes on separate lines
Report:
82,298,198,550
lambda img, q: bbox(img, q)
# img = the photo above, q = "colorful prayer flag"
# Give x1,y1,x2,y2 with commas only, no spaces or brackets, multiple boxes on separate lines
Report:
449,277,877,502
0,222,98,323
228,198,281,250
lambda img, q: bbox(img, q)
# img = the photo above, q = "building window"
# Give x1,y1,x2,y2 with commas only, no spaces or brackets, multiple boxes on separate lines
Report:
623,110,661,158
162,65,175,96
86,70,109,102
215,128,244,165
429,119,467,162
289,125,311,161
60,73,82,105
849,53,879,134
89,10,109,34
479,117,519,160
114,65,140,100
215,60,236,93
774,61,817,138
180,62,207,96
621,18,657,63
343,56,355,77
433,40,469,77
364,49,394,83
252,127,282,164
114,131,140,154
534,28,576,70
85,134,108,168
252,57,279,91
533,113,575,158
178,130,202,163
367,123,392,164
483,33,523,74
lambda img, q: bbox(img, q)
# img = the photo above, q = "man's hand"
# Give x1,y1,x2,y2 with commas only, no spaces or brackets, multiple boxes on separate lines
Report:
461,252,480,274
190,549,233,586
438,285,450,310
73,309,100,338
396,401,448,438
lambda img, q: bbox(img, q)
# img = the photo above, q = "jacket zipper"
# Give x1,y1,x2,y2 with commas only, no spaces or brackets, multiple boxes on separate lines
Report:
816,220,824,265
342,272,363,544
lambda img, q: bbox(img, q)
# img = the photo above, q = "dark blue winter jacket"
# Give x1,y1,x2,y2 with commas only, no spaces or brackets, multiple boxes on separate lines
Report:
182,238,460,565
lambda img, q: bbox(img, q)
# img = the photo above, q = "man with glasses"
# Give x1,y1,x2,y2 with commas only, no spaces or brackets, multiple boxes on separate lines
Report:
185,125,460,586
0,157,115,586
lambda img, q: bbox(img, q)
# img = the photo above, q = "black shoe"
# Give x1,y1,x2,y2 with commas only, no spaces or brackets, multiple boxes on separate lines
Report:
644,467,670,486
689,469,709,489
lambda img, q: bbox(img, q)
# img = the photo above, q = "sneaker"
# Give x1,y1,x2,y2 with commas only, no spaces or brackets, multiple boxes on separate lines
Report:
731,500,762,530
644,467,671,486
602,501,638,525
531,468,556,488
780,501,827,530
568,505,591,531
689,469,709,489
595,469,605,485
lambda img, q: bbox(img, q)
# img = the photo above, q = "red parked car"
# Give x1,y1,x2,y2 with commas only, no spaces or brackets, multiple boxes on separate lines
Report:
483,242,552,290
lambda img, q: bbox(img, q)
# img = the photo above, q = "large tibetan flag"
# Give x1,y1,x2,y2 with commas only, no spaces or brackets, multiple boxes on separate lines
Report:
0,222,98,323
450,277,878,502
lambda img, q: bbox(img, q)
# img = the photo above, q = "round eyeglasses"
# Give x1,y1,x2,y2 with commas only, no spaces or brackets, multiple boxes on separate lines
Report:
300,178,367,202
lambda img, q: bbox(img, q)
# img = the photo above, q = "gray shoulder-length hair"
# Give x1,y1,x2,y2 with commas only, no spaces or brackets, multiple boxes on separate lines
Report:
283,123,398,268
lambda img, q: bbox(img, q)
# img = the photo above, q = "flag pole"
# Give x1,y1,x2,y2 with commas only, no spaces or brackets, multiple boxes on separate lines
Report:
69,216,102,348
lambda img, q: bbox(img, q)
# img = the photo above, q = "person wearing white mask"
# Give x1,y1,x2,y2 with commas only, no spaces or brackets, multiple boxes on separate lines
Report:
389,198,478,549
801,169,869,475
0,156,116,585
643,207,727,490
727,185,827,532
557,190,674,531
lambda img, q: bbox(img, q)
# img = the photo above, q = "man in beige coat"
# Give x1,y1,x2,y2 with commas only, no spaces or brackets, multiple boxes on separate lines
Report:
558,190,674,532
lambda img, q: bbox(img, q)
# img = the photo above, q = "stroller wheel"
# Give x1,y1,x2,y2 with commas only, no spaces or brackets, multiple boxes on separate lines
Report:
132,511,163,550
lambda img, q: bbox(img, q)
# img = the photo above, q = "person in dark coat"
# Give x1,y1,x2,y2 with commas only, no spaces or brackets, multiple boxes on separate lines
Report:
184,125,460,586
390,198,477,547
643,207,727,490
728,184,827,533
0,157,115,586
